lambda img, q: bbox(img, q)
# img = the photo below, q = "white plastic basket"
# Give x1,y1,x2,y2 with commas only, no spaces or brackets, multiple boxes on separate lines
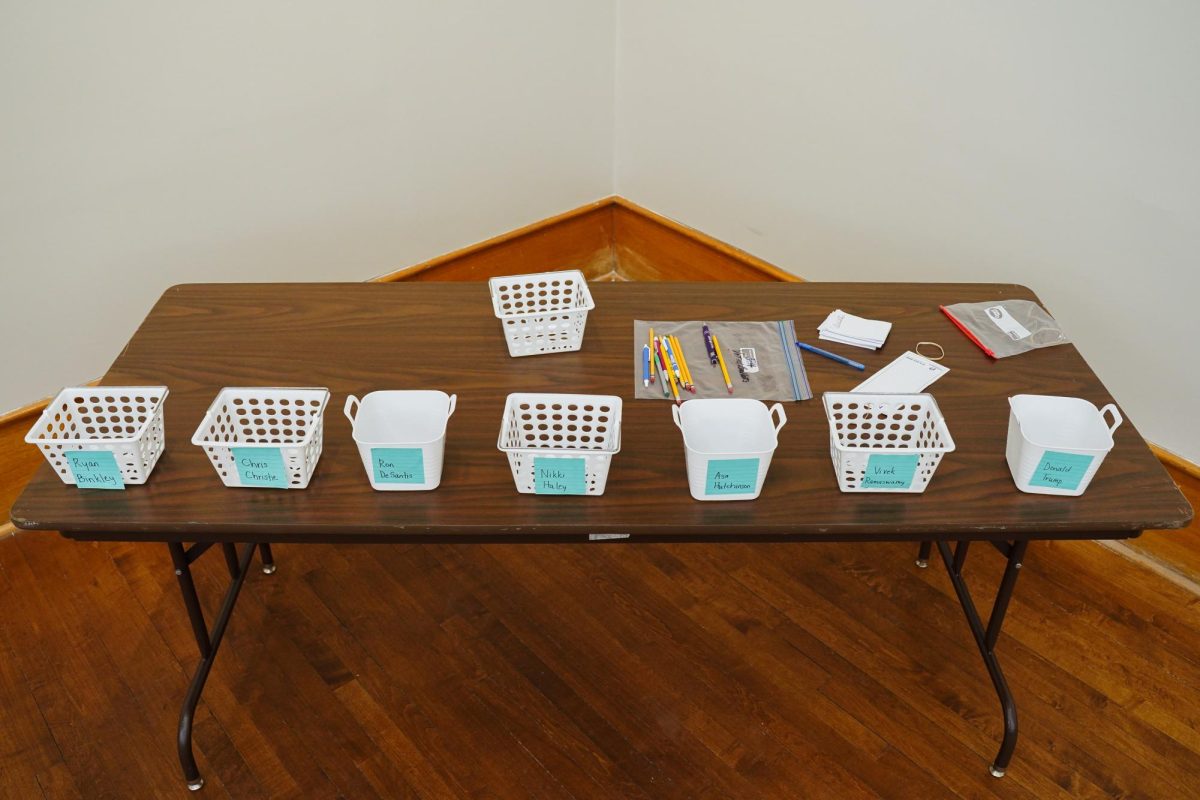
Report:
823,392,955,493
497,393,621,495
24,386,169,488
488,269,595,357
672,399,787,501
344,390,457,491
191,387,330,489
1006,394,1122,496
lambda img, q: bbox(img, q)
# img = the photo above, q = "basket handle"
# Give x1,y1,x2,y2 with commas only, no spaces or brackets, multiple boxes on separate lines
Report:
769,403,788,434
1099,403,1123,436
446,394,457,419
343,395,360,424
671,404,683,430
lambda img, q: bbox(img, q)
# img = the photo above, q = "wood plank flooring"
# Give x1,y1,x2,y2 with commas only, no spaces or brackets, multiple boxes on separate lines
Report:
2,533,1199,799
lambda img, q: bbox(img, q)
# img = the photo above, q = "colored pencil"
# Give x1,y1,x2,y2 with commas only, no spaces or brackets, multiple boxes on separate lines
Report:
712,334,734,393
657,338,681,404
670,334,695,392
702,324,718,365
654,342,671,396
648,327,657,383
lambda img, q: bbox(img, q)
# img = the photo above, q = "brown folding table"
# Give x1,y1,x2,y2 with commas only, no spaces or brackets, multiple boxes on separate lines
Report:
13,281,1192,790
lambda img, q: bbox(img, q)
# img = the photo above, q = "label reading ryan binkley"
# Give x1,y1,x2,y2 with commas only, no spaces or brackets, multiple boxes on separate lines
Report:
65,450,125,490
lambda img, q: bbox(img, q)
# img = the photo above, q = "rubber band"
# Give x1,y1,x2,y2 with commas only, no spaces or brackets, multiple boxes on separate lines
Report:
916,341,945,361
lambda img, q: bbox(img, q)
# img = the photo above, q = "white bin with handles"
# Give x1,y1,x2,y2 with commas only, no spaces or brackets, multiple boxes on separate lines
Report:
344,391,457,491
1006,394,1122,496
672,399,787,501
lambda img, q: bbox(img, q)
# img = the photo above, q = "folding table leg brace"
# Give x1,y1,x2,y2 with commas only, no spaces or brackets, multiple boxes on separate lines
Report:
167,541,275,791
917,538,1030,778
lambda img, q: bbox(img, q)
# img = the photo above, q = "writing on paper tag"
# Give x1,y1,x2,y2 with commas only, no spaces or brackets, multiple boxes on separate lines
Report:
853,351,948,394
534,457,587,495
861,454,919,490
738,348,760,373
1029,451,1093,491
372,448,425,484
589,533,631,540
985,305,1032,341
65,450,125,490
705,458,759,495
232,447,289,488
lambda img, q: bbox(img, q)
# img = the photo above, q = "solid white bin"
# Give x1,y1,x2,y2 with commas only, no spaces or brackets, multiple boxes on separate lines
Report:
24,386,169,488
1006,394,1123,496
672,399,787,501
488,269,595,357
344,391,457,491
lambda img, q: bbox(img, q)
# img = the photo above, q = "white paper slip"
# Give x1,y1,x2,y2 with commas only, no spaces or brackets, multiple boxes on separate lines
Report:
852,351,949,394
818,309,892,350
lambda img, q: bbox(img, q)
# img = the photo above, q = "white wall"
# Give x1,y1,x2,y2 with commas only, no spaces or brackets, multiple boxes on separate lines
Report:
615,1,1200,462
0,1,614,412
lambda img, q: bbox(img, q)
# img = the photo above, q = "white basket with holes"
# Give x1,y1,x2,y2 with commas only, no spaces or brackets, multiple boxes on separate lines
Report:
497,393,622,495
24,386,169,488
488,269,596,357
823,392,955,493
191,387,330,489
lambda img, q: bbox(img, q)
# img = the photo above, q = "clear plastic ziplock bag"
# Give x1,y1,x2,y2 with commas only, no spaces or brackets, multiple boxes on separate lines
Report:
940,300,1069,359
633,320,813,401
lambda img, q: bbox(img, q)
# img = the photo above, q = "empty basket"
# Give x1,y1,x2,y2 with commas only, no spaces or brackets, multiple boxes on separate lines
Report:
25,386,169,488
191,387,330,489
488,269,595,357
823,392,955,493
497,393,621,495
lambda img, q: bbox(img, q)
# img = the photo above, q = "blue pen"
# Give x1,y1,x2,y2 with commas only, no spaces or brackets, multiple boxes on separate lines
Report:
642,344,650,387
795,341,866,370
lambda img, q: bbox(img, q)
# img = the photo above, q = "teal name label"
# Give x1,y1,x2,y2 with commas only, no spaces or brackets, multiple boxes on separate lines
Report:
1029,450,1093,491
65,450,125,490
534,457,586,495
861,454,919,490
372,448,426,484
705,458,760,496
232,447,289,488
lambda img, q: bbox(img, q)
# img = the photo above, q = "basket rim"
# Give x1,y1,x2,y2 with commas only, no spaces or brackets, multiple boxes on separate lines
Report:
488,269,595,320
24,385,169,445
822,391,956,453
496,392,623,455
190,387,331,447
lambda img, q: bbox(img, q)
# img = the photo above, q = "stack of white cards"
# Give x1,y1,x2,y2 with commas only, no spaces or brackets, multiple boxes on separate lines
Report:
818,309,892,350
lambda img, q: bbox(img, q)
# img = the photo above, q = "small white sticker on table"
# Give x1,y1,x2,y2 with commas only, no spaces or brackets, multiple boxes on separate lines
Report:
589,533,631,540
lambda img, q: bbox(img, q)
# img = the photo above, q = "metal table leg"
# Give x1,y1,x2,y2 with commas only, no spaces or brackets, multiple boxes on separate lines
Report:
167,541,266,791
932,538,1029,778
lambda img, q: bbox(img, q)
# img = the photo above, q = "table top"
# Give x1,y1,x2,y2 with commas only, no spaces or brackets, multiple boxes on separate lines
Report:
13,282,1192,543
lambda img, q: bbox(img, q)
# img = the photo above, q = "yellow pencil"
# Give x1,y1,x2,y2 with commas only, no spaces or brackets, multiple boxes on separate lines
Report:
670,334,695,392
648,327,657,384
712,334,733,393
658,338,681,403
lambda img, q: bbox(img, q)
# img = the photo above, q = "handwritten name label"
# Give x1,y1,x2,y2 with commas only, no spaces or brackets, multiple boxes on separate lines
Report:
231,447,289,488
533,457,586,495
705,458,760,496
372,448,426,485
861,454,919,490
65,450,125,490
1029,450,1093,491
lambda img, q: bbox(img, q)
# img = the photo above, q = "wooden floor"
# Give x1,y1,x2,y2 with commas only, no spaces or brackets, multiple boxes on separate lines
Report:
2,534,1199,799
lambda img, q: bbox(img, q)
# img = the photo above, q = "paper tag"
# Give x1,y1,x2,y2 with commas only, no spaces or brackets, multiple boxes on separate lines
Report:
853,351,949,394
232,447,290,488
705,458,760,496
985,305,1032,341
371,448,426,484
534,457,587,495
861,454,919,490
65,450,125,490
1028,451,1093,491
738,348,760,373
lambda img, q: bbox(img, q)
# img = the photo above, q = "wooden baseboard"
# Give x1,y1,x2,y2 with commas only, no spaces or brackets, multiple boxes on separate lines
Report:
2,196,1196,533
